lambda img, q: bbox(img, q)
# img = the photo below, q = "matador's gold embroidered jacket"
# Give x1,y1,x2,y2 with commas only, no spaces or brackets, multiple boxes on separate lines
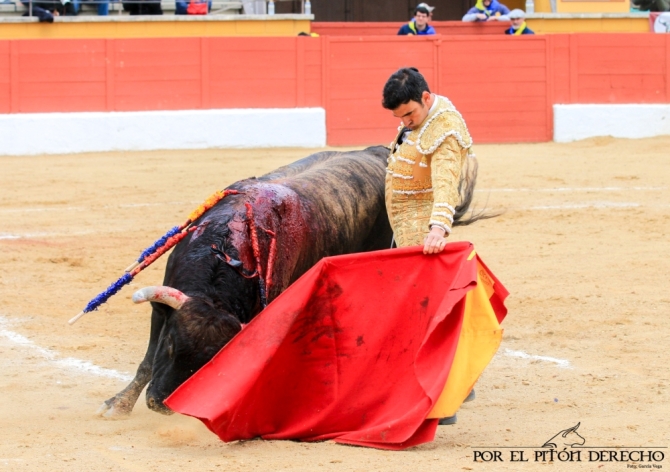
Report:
385,95,474,247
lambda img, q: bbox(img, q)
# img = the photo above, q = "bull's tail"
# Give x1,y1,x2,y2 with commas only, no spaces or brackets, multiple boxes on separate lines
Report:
453,154,501,226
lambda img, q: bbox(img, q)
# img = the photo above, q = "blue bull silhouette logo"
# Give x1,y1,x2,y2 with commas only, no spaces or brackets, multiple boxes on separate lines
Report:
542,422,586,448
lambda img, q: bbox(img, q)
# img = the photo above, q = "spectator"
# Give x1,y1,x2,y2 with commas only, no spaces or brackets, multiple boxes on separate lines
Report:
21,4,55,21
398,5,436,35
505,9,535,34
416,2,434,20
22,0,77,16
462,0,510,21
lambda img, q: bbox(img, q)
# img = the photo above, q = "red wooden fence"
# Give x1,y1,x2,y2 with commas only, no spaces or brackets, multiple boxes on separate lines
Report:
1,34,669,145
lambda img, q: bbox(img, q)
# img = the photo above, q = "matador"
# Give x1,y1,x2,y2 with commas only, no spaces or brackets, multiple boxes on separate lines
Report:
383,68,477,253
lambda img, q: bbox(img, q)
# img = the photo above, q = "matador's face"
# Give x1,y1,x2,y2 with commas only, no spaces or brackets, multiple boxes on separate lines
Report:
392,91,432,131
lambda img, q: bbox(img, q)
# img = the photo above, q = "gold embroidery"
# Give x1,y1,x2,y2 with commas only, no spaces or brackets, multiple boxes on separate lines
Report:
385,95,474,247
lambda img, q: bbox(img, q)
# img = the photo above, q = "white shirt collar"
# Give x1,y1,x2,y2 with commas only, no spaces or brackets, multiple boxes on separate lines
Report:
428,93,439,115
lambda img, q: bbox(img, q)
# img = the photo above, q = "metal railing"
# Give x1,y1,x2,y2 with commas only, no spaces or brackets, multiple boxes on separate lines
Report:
273,0,306,14
13,0,244,15
13,0,311,16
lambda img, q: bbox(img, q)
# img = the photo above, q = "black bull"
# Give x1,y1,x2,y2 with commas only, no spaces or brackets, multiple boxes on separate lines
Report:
99,146,393,416
97,146,476,416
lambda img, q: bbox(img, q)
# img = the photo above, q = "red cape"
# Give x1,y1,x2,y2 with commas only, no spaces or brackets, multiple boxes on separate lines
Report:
165,242,508,450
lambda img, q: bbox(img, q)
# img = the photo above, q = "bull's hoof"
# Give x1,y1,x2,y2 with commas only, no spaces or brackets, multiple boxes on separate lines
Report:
438,414,457,426
146,396,174,416
96,397,133,419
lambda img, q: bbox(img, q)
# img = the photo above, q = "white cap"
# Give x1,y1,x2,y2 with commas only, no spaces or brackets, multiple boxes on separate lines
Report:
416,2,435,12
508,8,526,19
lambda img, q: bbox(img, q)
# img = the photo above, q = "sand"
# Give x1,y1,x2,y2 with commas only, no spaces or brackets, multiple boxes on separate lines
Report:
0,137,668,471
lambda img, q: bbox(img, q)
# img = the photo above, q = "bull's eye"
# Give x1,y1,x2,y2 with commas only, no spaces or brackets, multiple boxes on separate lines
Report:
166,335,175,359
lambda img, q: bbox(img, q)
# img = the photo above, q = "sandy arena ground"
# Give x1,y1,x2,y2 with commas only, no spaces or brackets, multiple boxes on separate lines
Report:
0,137,669,472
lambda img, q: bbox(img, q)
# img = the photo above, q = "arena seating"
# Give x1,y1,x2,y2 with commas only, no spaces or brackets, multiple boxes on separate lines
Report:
0,0,242,15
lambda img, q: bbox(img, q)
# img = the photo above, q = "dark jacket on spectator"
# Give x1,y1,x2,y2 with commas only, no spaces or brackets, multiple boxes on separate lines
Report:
398,21,436,35
21,0,77,15
504,24,535,34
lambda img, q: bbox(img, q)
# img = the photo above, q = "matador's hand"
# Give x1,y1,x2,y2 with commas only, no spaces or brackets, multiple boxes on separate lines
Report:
423,226,448,254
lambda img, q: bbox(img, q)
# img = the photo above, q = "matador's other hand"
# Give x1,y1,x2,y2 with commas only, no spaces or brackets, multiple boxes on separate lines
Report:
423,226,448,254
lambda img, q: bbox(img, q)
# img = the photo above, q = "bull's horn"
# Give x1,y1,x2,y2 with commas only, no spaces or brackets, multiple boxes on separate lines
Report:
132,286,190,310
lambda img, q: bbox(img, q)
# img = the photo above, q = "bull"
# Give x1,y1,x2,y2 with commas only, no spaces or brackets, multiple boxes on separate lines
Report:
98,146,478,417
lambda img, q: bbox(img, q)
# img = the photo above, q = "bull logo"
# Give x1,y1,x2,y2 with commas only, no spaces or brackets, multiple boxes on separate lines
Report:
542,422,586,449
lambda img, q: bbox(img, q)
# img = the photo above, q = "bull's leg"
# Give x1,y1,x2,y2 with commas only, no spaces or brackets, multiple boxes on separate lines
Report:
96,359,153,418
360,205,394,252
97,308,164,418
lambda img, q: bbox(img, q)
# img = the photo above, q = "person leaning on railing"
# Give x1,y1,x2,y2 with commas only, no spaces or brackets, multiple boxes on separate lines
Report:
21,0,76,19
462,0,510,21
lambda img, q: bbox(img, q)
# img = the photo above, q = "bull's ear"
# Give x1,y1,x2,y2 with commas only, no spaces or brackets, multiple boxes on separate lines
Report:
133,286,190,310
216,314,243,339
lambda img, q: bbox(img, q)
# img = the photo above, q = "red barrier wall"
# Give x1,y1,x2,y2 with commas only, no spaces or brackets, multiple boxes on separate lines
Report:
318,34,670,144
1,34,669,145
0,37,323,114
323,36,554,145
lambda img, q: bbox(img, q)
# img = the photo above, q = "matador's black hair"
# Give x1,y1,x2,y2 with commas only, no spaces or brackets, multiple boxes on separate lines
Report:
381,67,431,110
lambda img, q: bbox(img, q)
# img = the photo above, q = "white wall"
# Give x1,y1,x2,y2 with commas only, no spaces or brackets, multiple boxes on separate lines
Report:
0,108,326,156
554,104,670,142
